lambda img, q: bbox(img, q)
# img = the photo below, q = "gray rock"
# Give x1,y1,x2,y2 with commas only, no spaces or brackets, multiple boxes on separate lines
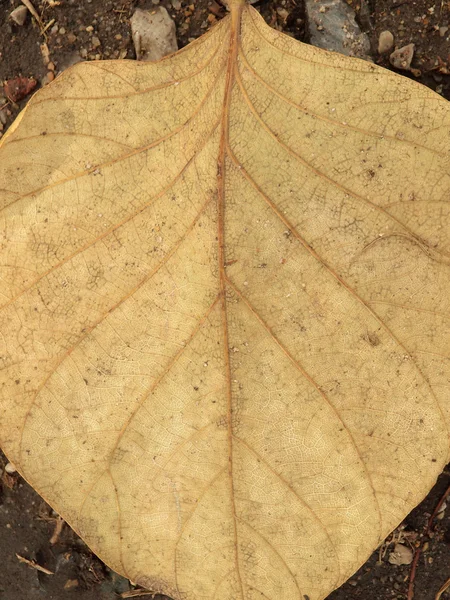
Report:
305,0,371,60
378,30,394,54
131,7,178,62
9,5,28,26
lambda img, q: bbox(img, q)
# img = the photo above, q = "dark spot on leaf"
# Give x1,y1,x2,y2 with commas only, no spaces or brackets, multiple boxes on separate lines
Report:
363,332,380,347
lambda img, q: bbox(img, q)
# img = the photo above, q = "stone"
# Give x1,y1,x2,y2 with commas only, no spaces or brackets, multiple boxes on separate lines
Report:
390,43,415,71
378,30,394,54
305,0,371,60
131,7,178,61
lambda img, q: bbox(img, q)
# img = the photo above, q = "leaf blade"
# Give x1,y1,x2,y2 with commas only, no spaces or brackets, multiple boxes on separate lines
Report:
0,5,449,599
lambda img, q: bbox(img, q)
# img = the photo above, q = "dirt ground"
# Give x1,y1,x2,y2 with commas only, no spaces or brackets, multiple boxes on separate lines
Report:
0,0,450,598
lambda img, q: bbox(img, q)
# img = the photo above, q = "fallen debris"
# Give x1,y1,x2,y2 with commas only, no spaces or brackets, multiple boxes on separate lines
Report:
3,77,37,103
16,554,54,576
9,5,28,26
49,515,65,545
407,484,450,600
20,0,43,29
1,469,16,489
40,42,51,66
121,589,157,598
436,578,450,600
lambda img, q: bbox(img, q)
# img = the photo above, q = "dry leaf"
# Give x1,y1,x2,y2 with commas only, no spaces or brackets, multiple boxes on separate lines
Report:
3,76,36,103
0,0,449,598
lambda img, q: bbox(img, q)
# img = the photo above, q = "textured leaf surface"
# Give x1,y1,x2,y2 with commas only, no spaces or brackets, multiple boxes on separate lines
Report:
1,2,450,599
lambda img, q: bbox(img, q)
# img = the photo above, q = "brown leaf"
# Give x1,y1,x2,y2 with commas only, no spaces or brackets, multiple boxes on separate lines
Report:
3,76,37,103
0,0,449,598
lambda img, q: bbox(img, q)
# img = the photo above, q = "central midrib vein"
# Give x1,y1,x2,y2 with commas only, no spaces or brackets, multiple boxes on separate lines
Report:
217,1,245,598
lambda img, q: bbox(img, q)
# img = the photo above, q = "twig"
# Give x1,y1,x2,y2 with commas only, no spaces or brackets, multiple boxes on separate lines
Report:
16,554,54,575
436,578,450,600
407,484,450,600
49,515,65,545
21,0,43,28
120,591,155,598
41,18,55,34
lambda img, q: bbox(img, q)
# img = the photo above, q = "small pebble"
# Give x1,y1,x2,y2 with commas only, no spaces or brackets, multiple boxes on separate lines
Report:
80,48,88,58
59,26,66,34
67,32,77,43
439,25,449,37
5,462,17,474
9,5,28,26
47,71,55,82
47,61,55,71
86,25,94,32
390,43,415,71
91,35,101,48
378,30,394,54
389,543,414,565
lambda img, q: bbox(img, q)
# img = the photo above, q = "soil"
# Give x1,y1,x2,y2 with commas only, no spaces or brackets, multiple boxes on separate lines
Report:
0,0,449,599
